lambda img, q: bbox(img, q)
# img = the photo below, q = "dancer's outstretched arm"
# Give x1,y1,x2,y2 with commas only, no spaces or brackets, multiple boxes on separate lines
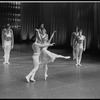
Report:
48,31,56,43
36,42,55,48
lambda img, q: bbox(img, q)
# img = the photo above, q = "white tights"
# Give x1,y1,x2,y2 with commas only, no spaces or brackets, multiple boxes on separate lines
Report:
4,41,11,63
26,54,40,81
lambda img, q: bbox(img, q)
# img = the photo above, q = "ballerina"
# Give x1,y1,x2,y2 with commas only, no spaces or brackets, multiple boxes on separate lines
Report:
36,27,71,80
25,33,54,82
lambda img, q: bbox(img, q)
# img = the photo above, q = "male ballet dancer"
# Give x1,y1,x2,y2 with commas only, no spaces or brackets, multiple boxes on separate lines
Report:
2,24,14,64
74,29,86,66
71,26,79,60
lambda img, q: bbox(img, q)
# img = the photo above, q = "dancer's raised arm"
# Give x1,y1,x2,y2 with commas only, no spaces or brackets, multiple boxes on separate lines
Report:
48,31,56,43
35,28,42,42
36,42,55,48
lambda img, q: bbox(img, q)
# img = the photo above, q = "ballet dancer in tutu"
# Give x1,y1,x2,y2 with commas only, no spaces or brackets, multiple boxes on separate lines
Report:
26,33,54,82
35,25,71,80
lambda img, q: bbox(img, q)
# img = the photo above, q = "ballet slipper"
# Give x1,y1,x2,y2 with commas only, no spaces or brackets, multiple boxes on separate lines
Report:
30,78,36,82
45,74,48,80
26,76,30,82
76,63,79,66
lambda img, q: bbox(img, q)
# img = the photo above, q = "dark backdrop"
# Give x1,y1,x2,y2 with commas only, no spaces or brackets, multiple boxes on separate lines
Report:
0,2,100,54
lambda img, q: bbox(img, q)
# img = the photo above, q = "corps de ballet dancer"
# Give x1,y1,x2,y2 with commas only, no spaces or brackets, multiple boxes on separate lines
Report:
25,33,55,82
71,26,79,60
2,24,14,64
74,29,86,66
35,24,71,80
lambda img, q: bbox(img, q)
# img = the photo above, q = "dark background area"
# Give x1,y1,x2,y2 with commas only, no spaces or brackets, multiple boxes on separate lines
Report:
0,2,100,56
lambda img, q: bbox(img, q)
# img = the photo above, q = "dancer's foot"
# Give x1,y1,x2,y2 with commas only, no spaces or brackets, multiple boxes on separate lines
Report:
64,56,71,59
76,63,79,66
45,74,48,80
30,78,36,82
26,76,30,82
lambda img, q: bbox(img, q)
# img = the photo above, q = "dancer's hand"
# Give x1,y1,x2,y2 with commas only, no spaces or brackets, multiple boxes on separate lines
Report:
50,43,55,46
83,48,85,51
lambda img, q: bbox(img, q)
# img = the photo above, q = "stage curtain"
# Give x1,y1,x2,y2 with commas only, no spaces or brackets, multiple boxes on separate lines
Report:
21,3,100,51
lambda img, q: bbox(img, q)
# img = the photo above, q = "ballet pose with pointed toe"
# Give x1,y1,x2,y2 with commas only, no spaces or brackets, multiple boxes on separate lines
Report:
74,29,86,66
2,24,14,64
25,33,54,82
35,24,70,80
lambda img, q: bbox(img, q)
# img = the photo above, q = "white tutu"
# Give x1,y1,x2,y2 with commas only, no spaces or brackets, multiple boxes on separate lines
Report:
39,48,61,64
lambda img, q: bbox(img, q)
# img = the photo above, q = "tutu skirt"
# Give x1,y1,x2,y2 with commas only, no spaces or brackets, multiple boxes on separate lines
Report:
39,48,60,64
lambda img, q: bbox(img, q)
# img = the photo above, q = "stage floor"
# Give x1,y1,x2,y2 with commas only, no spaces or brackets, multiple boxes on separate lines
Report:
0,44,100,98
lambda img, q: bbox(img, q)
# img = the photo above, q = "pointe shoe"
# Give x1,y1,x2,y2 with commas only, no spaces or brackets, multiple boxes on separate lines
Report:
76,63,79,66
26,76,30,82
45,74,48,80
30,78,36,82
64,56,71,59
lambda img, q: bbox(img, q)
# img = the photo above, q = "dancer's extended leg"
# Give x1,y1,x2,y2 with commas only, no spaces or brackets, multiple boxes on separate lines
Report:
56,55,70,59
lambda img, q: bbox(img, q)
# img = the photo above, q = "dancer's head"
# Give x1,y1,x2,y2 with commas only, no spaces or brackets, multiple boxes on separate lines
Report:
75,26,78,32
40,23,44,29
79,29,83,36
7,24,11,30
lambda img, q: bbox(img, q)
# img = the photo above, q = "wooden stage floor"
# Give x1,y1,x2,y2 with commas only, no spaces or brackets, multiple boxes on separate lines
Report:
0,44,100,98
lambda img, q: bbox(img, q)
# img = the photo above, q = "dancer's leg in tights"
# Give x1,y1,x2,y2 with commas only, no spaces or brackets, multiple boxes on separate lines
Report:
26,55,39,82
78,48,83,66
3,42,11,64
